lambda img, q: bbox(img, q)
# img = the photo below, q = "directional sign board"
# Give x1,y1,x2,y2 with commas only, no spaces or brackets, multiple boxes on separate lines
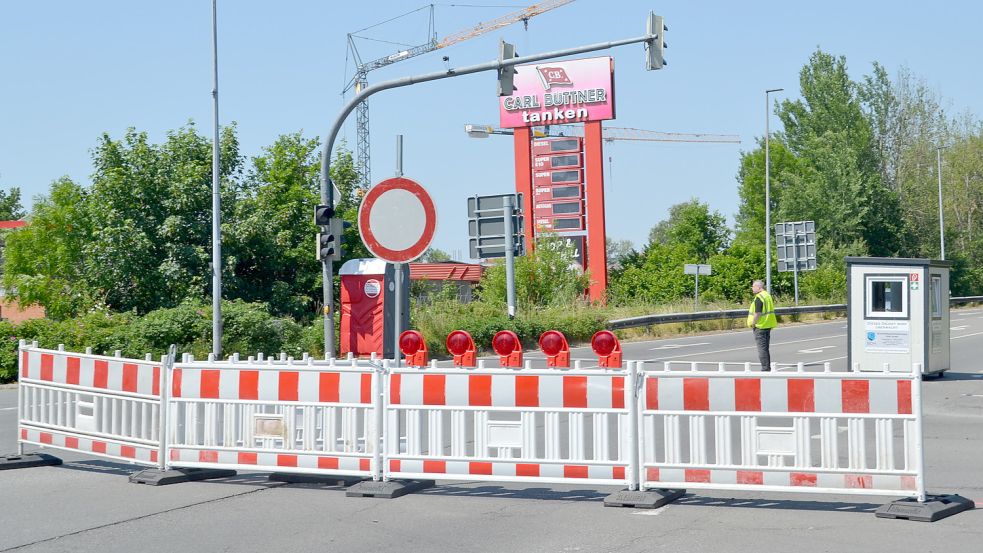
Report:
359,177,436,263
467,193,525,259
775,221,817,272
684,264,712,275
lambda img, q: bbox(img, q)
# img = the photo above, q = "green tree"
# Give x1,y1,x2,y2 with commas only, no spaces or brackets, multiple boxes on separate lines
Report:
734,139,804,244
83,123,243,313
2,178,97,319
648,199,730,262
776,49,911,257
226,132,322,318
0,186,24,220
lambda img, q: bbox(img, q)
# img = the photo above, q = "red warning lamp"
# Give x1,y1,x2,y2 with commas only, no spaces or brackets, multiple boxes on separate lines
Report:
399,330,428,367
538,330,570,368
492,330,523,368
591,330,622,368
445,330,477,367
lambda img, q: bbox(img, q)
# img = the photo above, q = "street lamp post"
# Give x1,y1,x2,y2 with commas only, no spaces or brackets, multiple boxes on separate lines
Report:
765,88,783,293
937,147,945,260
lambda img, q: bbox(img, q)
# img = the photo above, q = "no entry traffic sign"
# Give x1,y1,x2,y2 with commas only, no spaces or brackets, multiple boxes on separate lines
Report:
358,176,437,263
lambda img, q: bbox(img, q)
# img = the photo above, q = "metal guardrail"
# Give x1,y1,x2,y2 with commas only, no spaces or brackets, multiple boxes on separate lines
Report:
950,295,983,305
608,296,983,330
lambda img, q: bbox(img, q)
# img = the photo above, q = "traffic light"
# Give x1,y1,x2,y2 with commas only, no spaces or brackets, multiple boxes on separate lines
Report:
329,217,350,261
314,204,334,226
497,39,518,96
646,13,667,70
317,228,337,261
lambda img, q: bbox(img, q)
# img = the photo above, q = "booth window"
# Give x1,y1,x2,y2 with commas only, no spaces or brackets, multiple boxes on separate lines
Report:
865,276,908,319
930,275,943,319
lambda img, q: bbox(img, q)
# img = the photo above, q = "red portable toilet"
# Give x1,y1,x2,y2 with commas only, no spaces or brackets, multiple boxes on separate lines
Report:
339,258,409,359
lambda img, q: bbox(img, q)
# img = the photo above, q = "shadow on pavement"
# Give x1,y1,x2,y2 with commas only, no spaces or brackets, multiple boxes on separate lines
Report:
675,494,880,513
926,371,983,381
56,461,280,487
416,484,608,502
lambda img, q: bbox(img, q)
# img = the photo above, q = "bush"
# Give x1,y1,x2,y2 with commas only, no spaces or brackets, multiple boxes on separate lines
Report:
0,320,18,382
478,235,591,307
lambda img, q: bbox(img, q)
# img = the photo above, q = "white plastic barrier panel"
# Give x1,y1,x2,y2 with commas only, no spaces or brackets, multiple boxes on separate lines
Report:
638,363,924,500
384,361,637,487
18,342,163,466
167,356,381,478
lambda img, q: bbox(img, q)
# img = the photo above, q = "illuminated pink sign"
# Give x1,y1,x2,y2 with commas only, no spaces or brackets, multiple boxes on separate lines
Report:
499,56,615,128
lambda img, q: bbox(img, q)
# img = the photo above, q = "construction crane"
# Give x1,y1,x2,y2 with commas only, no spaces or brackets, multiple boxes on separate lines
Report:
343,0,575,188
547,125,742,144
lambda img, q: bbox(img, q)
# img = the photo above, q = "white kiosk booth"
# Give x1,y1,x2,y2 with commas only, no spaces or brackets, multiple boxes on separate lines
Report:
847,257,951,376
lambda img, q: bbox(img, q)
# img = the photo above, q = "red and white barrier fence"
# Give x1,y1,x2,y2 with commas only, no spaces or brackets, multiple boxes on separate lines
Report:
17,342,164,467
384,361,636,487
13,330,944,513
166,353,381,478
638,361,925,501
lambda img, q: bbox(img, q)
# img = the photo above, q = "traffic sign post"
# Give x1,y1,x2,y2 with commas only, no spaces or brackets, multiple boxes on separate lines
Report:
684,264,712,309
776,221,817,306
502,194,517,319
359,148,436,365
467,192,524,318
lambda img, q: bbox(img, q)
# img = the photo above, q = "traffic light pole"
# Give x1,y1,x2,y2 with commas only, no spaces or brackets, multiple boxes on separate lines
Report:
319,28,660,356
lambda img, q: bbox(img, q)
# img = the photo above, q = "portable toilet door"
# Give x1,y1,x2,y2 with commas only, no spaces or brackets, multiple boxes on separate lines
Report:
338,258,410,359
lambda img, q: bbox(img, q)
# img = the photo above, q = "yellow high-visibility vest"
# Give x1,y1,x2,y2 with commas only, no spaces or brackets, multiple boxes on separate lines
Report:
747,290,777,329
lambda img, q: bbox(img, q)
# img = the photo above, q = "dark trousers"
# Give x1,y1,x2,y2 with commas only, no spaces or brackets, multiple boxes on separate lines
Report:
754,328,772,371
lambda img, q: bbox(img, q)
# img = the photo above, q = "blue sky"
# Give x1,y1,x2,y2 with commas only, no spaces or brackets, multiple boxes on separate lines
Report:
1,1,980,258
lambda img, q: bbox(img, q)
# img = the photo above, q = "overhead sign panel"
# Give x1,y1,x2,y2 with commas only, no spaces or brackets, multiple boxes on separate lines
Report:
499,57,615,128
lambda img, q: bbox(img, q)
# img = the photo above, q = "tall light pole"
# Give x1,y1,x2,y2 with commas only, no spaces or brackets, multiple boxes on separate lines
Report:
937,147,945,260
764,88,783,293
211,0,222,356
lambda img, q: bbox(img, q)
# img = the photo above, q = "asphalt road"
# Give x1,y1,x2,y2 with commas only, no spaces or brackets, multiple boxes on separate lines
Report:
1,311,981,552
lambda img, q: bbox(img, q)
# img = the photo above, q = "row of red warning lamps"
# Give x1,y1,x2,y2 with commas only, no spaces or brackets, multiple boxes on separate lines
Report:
397,329,622,369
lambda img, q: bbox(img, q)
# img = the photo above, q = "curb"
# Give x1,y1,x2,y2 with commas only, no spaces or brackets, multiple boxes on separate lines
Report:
0,383,18,390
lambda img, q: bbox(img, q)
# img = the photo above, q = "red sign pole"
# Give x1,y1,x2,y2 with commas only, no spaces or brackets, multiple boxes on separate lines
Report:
584,120,607,303
513,127,535,252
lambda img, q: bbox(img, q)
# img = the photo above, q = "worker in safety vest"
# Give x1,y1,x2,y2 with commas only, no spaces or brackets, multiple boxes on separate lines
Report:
747,279,777,371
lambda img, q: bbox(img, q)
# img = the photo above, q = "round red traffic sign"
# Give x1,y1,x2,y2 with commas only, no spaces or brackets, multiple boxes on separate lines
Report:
358,177,437,263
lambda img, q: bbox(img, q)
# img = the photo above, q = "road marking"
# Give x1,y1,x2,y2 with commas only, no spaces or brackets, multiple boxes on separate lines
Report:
632,506,669,516
652,335,844,360
951,325,968,331
952,331,983,340
650,342,710,351
814,355,847,364
798,346,837,354
0,407,16,411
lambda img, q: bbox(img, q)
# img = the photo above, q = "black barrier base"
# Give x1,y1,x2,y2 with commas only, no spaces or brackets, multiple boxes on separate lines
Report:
269,472,364,487
0,453,62,471
346,479,434,499
876,494,975,522
604,488,685,509
129,467,236,486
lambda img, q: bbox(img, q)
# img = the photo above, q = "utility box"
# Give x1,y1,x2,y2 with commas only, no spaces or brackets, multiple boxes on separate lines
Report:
339,259,409,359
846,257,950,376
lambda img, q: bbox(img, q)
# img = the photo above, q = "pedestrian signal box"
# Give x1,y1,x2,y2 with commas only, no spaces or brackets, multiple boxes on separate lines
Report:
846,257,950,377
